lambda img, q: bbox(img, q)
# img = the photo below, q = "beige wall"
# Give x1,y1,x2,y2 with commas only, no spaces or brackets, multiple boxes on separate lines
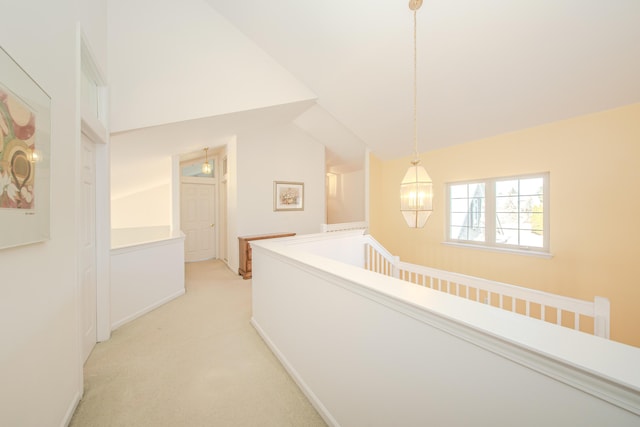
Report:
370,103,640,347
111,183,171,229
327,169,365,224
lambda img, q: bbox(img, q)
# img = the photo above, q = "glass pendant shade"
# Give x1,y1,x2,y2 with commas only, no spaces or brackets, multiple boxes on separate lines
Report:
400,162,433,228
201,161,212,175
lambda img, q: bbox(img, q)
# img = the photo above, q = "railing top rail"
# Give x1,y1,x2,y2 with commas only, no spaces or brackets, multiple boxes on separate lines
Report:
321,221,369,233
363,235,397,264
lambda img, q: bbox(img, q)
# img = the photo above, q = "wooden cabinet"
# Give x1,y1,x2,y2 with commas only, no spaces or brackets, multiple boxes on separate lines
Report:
238,232,296,279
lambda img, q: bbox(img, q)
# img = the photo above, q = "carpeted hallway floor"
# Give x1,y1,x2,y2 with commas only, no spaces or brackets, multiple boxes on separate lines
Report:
69,259,327,427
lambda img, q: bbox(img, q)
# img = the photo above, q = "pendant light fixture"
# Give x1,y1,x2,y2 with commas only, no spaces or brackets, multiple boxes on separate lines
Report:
400,0,433,228
202,147,212,175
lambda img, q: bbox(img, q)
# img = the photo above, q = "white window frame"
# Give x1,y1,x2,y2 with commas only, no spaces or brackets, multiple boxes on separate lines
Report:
445,173,550,256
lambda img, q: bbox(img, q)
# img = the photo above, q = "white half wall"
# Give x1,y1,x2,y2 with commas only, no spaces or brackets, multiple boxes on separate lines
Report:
110,235,186,330
251,238,640,427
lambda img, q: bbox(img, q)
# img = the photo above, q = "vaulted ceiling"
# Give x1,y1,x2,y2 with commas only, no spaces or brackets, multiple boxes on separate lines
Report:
204,0,640,160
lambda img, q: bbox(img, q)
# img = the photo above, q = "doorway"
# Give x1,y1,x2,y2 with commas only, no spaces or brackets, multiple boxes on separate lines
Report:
181,178,216,262
80,133,97,362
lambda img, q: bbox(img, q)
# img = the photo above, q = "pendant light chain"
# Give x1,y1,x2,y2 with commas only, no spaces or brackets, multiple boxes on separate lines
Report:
401,0,432,229
413,8,419,162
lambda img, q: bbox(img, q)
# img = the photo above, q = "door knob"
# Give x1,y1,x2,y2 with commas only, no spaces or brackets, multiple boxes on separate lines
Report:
210,224,215,227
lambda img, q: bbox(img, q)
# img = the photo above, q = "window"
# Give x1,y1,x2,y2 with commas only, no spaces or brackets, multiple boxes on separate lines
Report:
447,173,549,252
449,182,485,242
181,160,214,178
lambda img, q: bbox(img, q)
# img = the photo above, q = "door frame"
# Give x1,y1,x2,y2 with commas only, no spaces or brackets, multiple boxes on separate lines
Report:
78,27,110,354
80,134,98,363
180,176,218,261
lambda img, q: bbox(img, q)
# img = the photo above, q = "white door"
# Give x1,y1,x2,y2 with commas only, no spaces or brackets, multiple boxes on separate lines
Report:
181,181,216,262
81,134,97,362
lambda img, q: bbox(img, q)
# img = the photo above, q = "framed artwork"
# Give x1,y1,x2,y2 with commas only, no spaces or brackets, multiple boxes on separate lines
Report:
0,46,51,250
274,181,304,211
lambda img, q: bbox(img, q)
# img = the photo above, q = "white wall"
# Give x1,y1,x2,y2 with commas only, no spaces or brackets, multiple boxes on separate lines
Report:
0,1,107,426
108,0,315,133
227,124,325,273
237,124,325,236
111,183,171,228
112,120,326,273
326,169,365,224
109,117,326,277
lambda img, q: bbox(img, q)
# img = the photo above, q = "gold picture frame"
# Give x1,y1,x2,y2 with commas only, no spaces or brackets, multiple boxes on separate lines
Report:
274,181,304,211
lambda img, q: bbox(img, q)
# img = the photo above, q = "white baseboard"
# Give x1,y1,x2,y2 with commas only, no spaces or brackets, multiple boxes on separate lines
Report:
111,289,185,331
60,390,81,427
250,318,340,427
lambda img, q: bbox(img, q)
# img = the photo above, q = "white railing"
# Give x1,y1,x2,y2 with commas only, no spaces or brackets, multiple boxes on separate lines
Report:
363,236,399,278
364,236,610,339
321,221,368,233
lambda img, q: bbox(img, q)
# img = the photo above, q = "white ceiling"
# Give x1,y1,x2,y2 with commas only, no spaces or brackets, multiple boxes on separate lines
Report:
204,0,640,160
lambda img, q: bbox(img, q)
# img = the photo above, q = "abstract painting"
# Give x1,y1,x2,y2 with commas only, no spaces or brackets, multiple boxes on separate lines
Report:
0,46,51,249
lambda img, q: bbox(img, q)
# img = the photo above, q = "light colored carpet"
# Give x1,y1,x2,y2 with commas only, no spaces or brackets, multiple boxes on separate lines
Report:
70,260,327,427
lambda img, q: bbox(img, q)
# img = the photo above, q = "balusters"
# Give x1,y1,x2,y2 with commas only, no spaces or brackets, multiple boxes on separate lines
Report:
362,238,606,337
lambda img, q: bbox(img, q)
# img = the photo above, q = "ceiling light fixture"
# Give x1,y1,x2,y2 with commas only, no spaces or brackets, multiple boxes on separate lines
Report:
400,0,433,228
202,147,212,175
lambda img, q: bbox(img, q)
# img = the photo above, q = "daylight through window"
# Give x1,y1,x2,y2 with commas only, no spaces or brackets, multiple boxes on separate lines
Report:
447,173,549,252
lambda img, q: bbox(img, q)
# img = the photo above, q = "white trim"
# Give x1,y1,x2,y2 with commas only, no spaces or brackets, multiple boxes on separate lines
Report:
446,172,550,252
364,148,370,226
78,26,111,345
441,241,553,259
170,155,181,235
251,319,341,427
111,232,185,253
60,390,82,427
181,176,216,184
111,289,186,331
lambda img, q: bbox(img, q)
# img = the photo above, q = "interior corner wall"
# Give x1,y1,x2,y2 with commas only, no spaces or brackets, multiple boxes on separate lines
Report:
369,103,640,348
232,125,324,268
111,183,172,229
0,1,107,426
326,169,365,224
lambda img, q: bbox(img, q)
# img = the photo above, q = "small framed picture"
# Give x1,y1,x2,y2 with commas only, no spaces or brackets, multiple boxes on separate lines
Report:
274,181,304,211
